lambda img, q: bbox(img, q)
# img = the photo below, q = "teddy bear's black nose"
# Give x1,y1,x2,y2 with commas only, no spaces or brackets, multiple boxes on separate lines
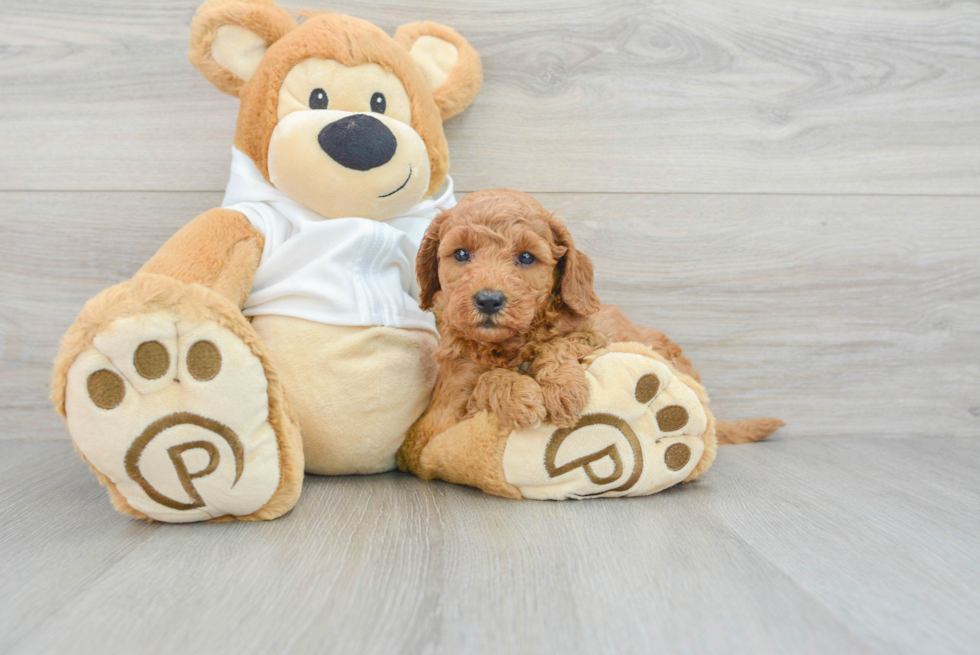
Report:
318,114,397,171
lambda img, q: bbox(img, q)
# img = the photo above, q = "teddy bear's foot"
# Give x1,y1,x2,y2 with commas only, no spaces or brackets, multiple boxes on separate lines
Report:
55,275,303,522
501,343,717,500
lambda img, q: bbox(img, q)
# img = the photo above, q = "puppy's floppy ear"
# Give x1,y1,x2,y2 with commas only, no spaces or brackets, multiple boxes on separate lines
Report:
189,0,297,96
550,217,601,317
417,209,453,310
394,22,483,121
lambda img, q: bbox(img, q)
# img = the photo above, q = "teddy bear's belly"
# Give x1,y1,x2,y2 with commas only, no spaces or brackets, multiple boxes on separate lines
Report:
251,315,438,475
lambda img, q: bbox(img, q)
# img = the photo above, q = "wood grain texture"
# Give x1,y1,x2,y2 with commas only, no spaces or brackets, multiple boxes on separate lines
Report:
1,0,978,193
3,190,977,441
1,438,978,654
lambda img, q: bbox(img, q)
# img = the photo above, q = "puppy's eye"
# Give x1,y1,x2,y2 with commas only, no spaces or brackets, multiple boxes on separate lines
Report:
517,252,536,266
453,249,470,263
309,88,329,110
370,92,386,114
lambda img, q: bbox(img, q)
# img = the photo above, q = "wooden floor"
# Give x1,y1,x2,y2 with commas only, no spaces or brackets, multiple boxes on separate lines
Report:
1,438,978,654
1,1,978,653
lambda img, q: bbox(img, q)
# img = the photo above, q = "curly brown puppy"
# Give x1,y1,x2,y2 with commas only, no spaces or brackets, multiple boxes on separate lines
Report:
413,188,782,443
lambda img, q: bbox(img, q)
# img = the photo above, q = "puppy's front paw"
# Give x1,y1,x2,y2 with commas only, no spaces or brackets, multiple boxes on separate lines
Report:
467,369,547,430
497,376,549,430
540,365,590,428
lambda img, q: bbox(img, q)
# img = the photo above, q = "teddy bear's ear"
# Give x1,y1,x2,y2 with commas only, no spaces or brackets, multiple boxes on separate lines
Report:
394,22,483,121
188,0,297,96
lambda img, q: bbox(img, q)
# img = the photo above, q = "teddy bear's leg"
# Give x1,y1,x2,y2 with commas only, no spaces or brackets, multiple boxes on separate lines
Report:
408,412,523,499
407,343,716,500
250,316,439,475
53,273,304,522
503,343,716,499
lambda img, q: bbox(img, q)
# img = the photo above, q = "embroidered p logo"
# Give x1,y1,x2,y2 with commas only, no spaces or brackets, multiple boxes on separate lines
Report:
124,412,245,511
544,413,644,493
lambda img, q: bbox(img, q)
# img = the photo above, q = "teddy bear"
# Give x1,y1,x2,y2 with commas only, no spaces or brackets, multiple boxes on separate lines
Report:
51,0,483,523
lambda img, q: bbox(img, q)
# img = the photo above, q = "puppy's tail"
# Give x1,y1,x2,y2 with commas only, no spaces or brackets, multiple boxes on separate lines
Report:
715,418,784,445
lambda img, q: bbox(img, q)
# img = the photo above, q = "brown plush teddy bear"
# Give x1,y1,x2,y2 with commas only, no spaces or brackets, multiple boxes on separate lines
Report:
51,0,482,522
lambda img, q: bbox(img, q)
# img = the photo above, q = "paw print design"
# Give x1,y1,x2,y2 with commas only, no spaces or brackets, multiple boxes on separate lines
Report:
64,313,282,522
501,346,713,500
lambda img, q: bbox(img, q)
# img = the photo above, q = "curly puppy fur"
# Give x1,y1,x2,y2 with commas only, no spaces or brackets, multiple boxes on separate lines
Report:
416,188,783,443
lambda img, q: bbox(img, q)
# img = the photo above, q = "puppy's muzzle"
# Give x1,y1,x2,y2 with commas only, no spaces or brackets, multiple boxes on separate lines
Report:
318,114,396,171
473,289,507,316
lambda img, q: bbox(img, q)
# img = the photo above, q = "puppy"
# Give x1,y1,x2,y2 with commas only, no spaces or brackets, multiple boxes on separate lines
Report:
414,188,782,443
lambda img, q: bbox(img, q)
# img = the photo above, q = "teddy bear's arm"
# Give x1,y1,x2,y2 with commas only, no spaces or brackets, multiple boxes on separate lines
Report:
138,208,264,308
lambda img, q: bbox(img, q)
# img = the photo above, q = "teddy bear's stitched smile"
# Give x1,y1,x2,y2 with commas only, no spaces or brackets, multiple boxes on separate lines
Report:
379,166,413,198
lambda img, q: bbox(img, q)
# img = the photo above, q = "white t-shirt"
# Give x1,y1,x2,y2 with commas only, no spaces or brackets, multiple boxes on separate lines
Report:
221,147,454,335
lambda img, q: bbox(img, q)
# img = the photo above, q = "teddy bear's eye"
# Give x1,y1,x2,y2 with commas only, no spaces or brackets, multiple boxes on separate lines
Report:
370,92,387,114
517,252,536,266
454,249,470,263
309,88,329,110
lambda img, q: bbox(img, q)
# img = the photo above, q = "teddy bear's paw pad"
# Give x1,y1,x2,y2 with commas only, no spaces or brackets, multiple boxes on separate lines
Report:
502,351,707,500
64,314,280,522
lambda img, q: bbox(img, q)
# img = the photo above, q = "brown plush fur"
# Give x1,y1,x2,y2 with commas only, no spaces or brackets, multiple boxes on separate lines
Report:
139,208,264,308
51,273,305,522
393,22,483,121
189,0,297,96
414,189,783,445
417,411,522,499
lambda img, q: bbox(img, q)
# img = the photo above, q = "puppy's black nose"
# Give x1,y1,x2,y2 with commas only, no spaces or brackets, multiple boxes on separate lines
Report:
318,114,396,171
474,290,507,315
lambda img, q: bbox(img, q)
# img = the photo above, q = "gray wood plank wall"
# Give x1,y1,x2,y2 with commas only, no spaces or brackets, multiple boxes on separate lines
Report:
0,0,978,442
